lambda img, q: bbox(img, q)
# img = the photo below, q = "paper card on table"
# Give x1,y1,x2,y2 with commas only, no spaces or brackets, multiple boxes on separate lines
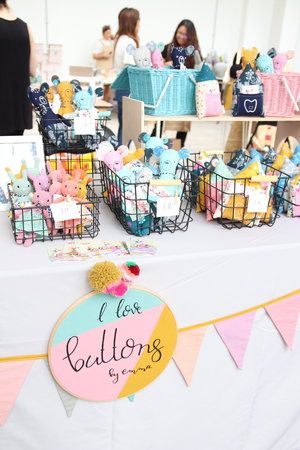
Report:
173,328,207,386
74,116,96,136
214,311,256,369
0,360,34,426
247,187,270,213
50,200,81,222
265,294,300,349
156,196,181,217
129,238,157,255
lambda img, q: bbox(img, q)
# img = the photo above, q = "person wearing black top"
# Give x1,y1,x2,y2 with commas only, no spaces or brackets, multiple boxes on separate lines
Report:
0,0,36,135
152,19,202,147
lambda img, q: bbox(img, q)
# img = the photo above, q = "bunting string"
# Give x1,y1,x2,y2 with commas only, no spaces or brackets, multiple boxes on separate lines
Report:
0,288,299,364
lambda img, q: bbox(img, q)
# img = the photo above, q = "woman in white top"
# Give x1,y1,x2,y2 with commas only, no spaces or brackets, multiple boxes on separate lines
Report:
113,7,140,144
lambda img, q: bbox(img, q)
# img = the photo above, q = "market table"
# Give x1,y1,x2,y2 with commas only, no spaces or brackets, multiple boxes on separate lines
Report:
1,206,300,450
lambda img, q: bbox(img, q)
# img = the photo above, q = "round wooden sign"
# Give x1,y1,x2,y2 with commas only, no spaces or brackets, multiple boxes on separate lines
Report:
48,287,177,401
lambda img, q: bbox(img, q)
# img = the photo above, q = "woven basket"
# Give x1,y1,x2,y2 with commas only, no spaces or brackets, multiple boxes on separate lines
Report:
259,72,300,117
127,66,201,116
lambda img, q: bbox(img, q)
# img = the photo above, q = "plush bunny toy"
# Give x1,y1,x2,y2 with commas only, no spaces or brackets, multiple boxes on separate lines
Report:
171,45,194,69
6,167,33,205
127,44,152,68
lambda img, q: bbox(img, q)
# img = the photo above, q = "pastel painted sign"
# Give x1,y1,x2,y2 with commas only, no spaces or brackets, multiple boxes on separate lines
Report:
48,288,177,401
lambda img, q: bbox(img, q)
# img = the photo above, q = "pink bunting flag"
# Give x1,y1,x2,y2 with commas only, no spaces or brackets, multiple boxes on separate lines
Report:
265,294,300,349
173,327,207,386
214,311,256,369
0,360,34,426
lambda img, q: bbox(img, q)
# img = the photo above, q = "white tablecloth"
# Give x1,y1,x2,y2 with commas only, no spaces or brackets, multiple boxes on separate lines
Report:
1,207,300,450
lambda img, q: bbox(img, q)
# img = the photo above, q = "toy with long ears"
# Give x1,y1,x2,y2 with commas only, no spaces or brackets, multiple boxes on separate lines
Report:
46,161,66,196
6,167,33,204
28,168,50,192
32,189,56,235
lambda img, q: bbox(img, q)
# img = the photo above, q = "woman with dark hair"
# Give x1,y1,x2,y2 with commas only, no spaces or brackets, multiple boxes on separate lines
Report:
153,20,202,147
162,19,202,69
113,7,140,144
0,0,36,135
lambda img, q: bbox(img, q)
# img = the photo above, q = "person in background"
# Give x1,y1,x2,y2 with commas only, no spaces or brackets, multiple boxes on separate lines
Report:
93,25,114,102
0,0,36,136
113,7,140,144
158,19,203,147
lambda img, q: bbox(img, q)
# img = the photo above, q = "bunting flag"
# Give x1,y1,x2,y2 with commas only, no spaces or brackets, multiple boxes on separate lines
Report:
0,360,34,426
44,360,77,417
128,394,135,402
172,327,207,386
214,311,256,369
265,294,300,349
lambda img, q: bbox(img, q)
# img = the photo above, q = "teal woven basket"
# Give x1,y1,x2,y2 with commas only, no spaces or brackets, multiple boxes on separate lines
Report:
112,66,201,116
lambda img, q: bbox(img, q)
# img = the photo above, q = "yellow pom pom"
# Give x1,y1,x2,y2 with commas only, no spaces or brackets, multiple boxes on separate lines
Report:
88,262,122,293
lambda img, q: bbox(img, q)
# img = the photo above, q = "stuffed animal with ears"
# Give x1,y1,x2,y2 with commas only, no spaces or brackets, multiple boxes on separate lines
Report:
5,167,33,204
28,83,71,151
138,132,172,175
153,147,190,180
46,161,67,196
256,49,274,73
270,48,294,73
170,45,194,69
99,144,129,172
126,44,152,68
51,75,77,116
241,47,259,69
146,42,165,69
68,83,105,151
28,167,50,192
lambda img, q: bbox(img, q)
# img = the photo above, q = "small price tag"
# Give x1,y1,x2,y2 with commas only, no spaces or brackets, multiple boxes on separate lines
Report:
247,188,270,213
50,200,81,222
74,116,96,135
156,196,181,217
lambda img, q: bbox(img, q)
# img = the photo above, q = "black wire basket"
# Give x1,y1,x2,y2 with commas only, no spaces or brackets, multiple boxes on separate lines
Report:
100,161,193,236
8,182,100,245
185,152,289,229
35,114,115,156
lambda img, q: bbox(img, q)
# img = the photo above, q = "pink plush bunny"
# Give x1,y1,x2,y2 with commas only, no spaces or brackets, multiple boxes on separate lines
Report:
102,145,129,172
32,189,55,234
60,169,82,198
47,161,66,196
147,42,165,69
28,168,50,191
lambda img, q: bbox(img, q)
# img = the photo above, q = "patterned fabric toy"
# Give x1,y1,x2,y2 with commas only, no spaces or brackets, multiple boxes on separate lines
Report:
126,45,152,68
171,45,194,69
232,64,264,117
196,63,223,119
28,83,71,151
